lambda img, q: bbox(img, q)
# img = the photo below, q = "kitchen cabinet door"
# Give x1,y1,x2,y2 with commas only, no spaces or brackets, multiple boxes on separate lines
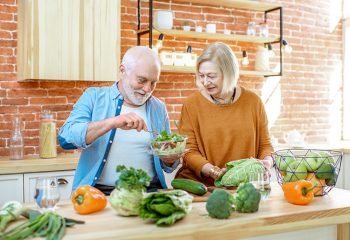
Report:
23,170,75,203
0,174,24,204
17,0,120,81
339,154,350,190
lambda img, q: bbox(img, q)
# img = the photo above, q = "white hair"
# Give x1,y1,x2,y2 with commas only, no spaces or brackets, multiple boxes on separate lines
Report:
121,46,160,73
196,42,240,95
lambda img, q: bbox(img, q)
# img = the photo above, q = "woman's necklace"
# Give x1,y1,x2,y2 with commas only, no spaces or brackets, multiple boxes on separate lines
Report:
210,87,237,105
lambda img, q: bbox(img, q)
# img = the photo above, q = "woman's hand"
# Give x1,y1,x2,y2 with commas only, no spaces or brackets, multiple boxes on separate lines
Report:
202,163,226,180
261,156,274,170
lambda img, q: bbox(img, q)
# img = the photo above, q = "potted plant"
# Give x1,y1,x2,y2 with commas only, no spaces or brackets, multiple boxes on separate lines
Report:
182,21,191,31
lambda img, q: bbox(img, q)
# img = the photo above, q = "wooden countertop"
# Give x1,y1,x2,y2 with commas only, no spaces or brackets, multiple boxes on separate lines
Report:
0,153,79,174
21,183,350,239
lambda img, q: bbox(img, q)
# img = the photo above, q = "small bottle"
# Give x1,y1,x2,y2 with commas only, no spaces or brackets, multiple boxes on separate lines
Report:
39,110,57,159
10,116,24,160
153,33,164,54
185,46,197,67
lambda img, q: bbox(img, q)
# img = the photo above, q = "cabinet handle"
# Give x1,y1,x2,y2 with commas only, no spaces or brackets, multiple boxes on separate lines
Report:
58,178,68,185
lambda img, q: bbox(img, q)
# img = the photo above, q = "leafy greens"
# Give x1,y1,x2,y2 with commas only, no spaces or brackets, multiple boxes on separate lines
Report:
139,190,193,226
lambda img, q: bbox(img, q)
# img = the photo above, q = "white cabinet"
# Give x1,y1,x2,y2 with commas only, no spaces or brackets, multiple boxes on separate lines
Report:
23,170,75,203
0,170,75,205
0,174,24,205
338,153,350,190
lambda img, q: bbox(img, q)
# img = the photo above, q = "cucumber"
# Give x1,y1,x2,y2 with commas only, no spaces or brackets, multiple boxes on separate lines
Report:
171,178,207,196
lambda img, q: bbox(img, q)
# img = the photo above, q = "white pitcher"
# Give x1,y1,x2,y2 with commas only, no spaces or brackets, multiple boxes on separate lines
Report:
283,129,305,146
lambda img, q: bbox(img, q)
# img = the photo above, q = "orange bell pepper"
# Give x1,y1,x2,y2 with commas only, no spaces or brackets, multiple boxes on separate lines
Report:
72,185,107,214
281,180,318,205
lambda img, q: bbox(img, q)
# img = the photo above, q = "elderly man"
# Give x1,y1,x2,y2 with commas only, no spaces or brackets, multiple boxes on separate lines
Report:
59,46,179,194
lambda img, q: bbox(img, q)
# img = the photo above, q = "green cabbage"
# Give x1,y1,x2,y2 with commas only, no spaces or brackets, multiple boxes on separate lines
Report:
215,158,265,187
109,188,144,216
139,190,193,225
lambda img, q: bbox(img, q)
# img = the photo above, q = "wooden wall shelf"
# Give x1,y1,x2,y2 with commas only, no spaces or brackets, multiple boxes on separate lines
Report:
161,65,279,77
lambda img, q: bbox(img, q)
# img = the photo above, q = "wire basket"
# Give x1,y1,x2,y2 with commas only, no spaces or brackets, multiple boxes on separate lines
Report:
272,149,343,196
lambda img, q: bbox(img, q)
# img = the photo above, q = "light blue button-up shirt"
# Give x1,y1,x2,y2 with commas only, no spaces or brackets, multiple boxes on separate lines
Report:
58,83,178,191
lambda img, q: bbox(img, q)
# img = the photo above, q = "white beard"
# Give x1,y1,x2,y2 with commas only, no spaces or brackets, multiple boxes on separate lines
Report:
122,79,151,105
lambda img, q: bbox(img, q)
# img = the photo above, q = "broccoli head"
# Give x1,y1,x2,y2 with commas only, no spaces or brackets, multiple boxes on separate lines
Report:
206,189,234,219
233,182,261,213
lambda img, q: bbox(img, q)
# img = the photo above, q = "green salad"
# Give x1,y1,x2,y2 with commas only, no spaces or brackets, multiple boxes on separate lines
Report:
151,131,187,157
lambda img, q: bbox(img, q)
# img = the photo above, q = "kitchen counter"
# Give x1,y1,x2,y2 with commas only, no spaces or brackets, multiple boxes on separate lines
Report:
19,183,350,240
0,153,79,174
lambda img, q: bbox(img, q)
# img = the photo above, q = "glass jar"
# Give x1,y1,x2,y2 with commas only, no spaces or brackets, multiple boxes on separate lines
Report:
39,110,57,159
259,23,269,37
10,116,24,160
246,21,256,36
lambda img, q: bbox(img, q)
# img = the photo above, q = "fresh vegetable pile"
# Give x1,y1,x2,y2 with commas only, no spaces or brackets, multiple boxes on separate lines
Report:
150,131,187,158
109,165,151,216
139,190,193,225
0,207,84,240
273,149,342,196
206,182,261,219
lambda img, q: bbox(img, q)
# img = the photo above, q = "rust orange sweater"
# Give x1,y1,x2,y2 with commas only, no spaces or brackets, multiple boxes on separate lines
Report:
177,87,273,186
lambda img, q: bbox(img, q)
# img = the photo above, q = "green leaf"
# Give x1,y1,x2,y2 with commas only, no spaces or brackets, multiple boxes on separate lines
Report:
115,165,151,191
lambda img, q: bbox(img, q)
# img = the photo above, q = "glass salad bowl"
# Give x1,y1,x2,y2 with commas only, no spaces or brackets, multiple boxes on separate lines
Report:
150,132,188,159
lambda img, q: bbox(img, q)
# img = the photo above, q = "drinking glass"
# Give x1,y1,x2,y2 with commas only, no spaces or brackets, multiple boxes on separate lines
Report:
249,170,271,201
34,177,60,211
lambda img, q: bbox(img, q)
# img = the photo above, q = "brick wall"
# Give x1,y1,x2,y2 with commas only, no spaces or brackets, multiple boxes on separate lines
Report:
0,0,343,156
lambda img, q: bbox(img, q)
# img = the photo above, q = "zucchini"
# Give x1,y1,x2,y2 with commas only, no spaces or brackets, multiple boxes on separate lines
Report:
171,178,207,196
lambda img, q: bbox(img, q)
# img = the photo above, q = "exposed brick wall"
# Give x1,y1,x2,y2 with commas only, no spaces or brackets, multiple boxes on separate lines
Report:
0,0,343,156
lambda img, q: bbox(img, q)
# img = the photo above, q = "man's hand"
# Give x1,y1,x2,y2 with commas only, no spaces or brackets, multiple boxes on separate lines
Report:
85,112,148,145
114,112,147,132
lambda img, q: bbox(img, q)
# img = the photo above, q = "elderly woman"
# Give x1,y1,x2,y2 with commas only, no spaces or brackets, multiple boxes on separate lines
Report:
177,42,274,186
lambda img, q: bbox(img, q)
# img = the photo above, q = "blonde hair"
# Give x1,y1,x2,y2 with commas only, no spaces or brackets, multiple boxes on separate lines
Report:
196,42,239,95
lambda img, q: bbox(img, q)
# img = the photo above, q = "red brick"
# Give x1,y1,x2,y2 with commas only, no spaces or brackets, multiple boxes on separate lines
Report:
18,106,42,113
0,64,14,72
2,98,28,105
24,147,36,155
22,130,40,138
0,47,13,55
0,89,6,97
24,138,39,146
42,104,72,112
1,81,39,88
0,0,16,4
7,89,47,98
47,89,82,96
0,138,6,147
0,106,16,113
0,21,16,31
0,30,11,38
30,97,67,105
39,81,75,88
0,148,9,156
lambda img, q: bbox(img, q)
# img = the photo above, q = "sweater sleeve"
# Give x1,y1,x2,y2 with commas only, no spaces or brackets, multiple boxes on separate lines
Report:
257,100,274,159
179,103,209,179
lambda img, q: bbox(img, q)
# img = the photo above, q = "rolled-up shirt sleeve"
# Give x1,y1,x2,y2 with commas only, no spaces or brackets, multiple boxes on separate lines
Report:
59,88,96,149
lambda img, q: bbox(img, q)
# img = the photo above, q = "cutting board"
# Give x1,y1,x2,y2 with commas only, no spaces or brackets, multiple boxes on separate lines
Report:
158,186,236,202
190,186,237,202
